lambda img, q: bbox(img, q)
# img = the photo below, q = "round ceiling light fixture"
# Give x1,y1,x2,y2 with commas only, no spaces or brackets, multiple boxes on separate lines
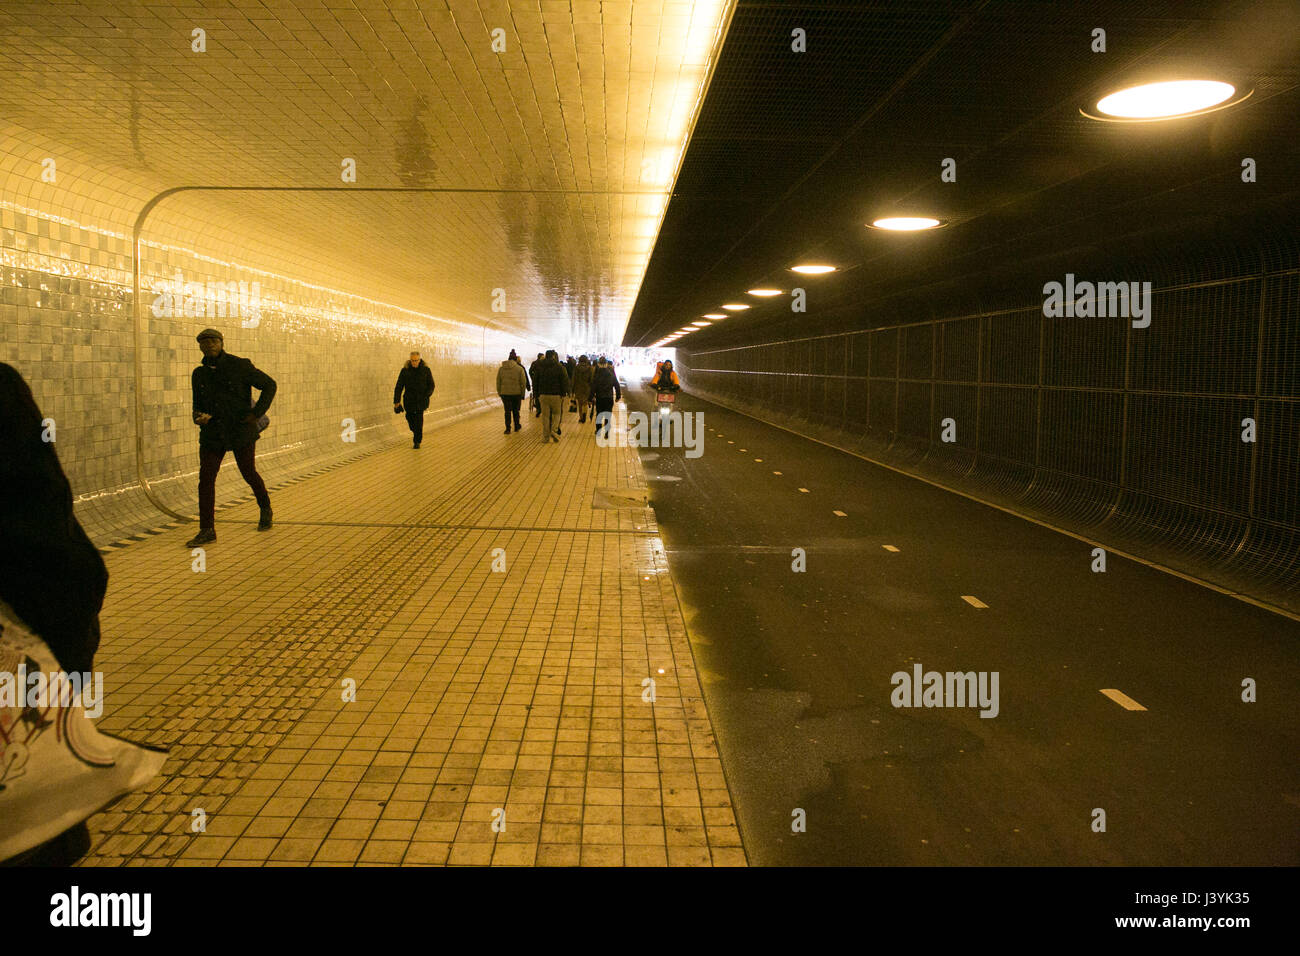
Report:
691,321,712,327
869,217,943,231
702,313,727,319
721,303,750,311
1082,79,1251,121
790,264,836,274
746,288,783,296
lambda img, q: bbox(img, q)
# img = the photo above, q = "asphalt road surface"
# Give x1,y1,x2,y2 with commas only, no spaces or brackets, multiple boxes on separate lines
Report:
628,384,1300,866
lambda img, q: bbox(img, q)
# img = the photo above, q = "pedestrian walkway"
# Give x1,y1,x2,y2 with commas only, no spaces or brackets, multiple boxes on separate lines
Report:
79,402,746,867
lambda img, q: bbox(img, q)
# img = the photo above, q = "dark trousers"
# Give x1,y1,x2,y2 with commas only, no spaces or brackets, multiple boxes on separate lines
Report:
502,395,523,428
199,443,269,529
594,397,615,436
405,409,424,444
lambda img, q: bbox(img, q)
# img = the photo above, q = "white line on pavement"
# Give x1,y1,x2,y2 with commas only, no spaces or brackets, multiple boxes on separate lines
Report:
1100,688,1148,711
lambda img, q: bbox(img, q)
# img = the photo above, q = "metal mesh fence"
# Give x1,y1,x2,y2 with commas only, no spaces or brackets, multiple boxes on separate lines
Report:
679,250,1300,614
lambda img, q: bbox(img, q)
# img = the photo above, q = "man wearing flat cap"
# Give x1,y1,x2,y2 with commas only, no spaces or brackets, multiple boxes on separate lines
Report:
187,329,276,547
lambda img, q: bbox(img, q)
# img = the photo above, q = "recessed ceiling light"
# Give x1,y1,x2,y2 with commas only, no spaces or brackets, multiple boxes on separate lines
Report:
869,217,943,231
702,313,727,319
691,321,711,327
747,288,783,296
791,264,836,274
1083,79,1249,121
721,303,750,310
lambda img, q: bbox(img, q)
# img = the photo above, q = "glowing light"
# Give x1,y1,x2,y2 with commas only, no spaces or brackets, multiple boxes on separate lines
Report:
870,217,942,231
691,321,711,326
1092,80,1237,119
721,303,750,311
746,288,783,296
702,313,727,319
791,264,836,274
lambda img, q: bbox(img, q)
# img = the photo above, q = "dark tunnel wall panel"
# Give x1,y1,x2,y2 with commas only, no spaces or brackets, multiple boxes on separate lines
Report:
1039,389,1123,485
1042,314,1127,390
978,385,1036,465
868,380,897,436
984,310,1039,385
1131,282,1259,395
902,325,933,380
1256,399,1300,528
898,381,932,441
1260,274,1300,398
1126,394,1254,516
871,328,898,378
935,383,978,452
938,317,980,383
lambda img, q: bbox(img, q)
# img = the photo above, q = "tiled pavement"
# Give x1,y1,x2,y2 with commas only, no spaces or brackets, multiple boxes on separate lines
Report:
79,402,747,867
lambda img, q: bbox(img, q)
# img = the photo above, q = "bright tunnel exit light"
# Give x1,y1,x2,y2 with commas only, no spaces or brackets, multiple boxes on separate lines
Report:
1087,80,1244,120
870,217,942,231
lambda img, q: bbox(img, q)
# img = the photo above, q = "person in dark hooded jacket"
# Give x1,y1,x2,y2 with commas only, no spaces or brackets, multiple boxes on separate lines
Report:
393,351,435,448
188,328,276,547
528,353,545,416
590,356,622,439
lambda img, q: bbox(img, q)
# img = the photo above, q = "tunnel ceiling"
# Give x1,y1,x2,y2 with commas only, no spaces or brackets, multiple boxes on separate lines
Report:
0,0,736,345
624,0,1300,348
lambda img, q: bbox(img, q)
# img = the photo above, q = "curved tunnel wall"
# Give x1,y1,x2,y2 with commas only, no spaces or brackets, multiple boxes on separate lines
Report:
1,138,531,547
678,225,1300,615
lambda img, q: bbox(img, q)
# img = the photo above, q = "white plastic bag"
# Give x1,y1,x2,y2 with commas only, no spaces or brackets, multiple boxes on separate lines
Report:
0,600,166,862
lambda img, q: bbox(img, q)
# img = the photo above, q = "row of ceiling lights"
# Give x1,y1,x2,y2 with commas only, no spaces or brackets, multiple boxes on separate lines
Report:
651,78,1250,348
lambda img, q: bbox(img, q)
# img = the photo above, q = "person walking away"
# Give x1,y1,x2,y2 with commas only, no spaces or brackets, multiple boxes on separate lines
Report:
187,329,276,547
571,355,594,423
528,352,545,417
393,351,435,448
534,350,570,443
513,351,531,414
590,356,622,439
565,355,577,408
496,352,528,433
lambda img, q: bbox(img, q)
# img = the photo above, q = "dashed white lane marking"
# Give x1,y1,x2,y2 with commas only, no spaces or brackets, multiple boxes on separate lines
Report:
772,470,782,475
798,488,809,493
961,595,988,608
1100,688,1148,711
832,510,847,517
883,545,900,552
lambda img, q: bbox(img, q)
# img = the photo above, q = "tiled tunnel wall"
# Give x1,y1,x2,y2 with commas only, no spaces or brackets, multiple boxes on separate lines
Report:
1,145,529,547
678,230,1300,614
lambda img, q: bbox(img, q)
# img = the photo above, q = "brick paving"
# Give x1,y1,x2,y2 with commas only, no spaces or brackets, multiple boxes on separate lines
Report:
79,404,746,867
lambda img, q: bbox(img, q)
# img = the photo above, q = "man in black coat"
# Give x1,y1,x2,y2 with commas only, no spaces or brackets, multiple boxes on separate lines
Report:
188,328,277,547
527,352,544,416
533,350,571,444
393,351,435,448
590,356,622,439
